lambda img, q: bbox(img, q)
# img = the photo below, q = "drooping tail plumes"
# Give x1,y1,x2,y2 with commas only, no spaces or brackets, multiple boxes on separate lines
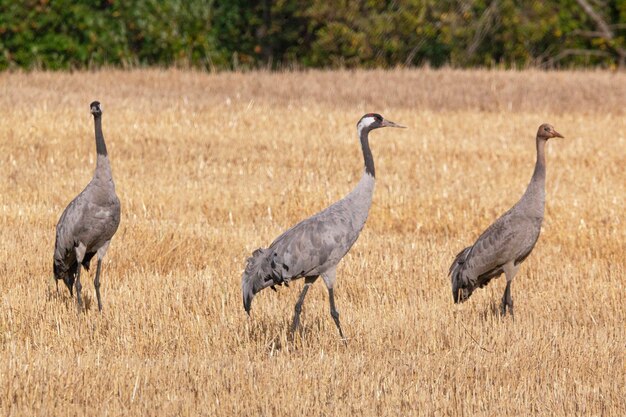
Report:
449,246,472,303
241,248,281,314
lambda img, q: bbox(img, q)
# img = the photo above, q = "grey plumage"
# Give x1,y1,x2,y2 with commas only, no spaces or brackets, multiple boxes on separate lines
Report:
53,101,121,311
242,113,405,338
450,123,564,316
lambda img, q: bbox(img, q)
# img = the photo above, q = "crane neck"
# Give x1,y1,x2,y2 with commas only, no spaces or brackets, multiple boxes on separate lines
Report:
359,126,375,178
93,115,113,181
532,137,546,184
523,136,547,202
94,115,108,157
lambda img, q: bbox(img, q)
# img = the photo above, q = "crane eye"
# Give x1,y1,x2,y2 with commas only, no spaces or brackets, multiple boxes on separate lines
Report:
544,126,550,131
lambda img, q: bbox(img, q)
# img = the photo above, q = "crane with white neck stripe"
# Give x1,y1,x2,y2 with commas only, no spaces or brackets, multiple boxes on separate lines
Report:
242,113,405,340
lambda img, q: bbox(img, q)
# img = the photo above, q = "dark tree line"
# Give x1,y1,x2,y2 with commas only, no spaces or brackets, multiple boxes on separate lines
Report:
1,0,625,70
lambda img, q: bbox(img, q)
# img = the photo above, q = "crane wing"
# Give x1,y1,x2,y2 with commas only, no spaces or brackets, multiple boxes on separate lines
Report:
268,202,359,279
453,207,542,297
54,191,89,277
54,182,121,276
463,214,516,280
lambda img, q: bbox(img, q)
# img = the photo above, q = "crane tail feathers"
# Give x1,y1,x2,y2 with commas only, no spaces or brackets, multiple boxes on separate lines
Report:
449,246,472,303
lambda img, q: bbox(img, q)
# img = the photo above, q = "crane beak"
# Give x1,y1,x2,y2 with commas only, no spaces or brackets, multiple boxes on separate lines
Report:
381,119,406,128
552,130,564,138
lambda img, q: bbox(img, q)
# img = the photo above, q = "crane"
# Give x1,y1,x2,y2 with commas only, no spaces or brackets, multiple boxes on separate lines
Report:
449,123,564,317
242,113,405,339
53,101,121,312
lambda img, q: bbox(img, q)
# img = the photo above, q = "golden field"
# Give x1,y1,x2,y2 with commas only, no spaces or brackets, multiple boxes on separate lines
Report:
0,69,624,416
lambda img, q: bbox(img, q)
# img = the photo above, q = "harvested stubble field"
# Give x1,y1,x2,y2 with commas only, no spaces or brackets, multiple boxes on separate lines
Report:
0,68,624,416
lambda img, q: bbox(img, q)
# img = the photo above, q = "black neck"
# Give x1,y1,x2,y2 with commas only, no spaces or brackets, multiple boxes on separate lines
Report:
94,116,107,156
360,127,375,177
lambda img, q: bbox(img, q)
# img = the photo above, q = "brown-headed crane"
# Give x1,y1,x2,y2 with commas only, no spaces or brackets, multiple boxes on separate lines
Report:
450,123,565,317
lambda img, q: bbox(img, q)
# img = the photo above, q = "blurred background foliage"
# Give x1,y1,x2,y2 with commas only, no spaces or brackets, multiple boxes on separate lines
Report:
0,0,625,70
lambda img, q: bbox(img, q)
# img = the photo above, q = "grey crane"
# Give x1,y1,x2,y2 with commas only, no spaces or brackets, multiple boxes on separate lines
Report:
242,113,405,339
449,123,564,317
53,101,121,312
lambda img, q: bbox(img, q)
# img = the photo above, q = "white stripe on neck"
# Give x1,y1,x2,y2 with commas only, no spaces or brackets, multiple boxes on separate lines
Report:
357,117,376,137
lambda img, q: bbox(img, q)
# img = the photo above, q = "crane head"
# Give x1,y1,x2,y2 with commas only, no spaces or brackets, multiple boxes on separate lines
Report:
53,261,75,296
90,101,103,117
537,123,563,140
357,113,406,133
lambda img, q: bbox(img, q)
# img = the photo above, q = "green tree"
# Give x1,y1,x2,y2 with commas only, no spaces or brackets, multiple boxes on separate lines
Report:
1,0,625,70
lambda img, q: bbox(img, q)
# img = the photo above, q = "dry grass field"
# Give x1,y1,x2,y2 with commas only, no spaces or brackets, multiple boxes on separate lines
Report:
0,68,624,416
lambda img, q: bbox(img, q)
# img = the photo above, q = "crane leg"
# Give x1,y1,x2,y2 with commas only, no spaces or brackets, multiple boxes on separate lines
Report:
74,266,83,312
321,268,346,343
94,241,111,312
501,263,517,318
501,281,514,318
290,276,317,337
94,259,103,312
328,288,346,343
74,242,86,313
